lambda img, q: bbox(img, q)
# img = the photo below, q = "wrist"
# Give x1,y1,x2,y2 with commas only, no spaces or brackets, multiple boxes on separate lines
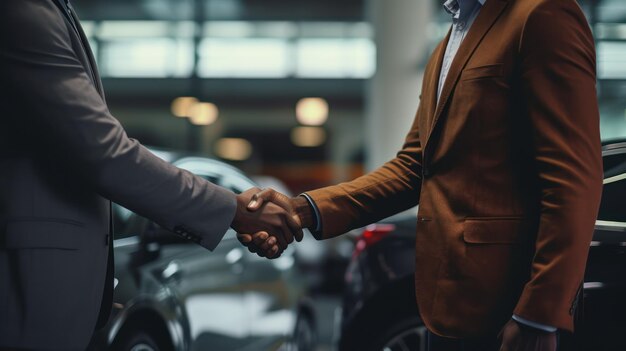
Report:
230,194,245,228
512,318,556,334
292,196,315,229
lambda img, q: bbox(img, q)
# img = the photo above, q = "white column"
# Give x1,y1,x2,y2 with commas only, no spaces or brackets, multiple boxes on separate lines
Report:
365,0,434,171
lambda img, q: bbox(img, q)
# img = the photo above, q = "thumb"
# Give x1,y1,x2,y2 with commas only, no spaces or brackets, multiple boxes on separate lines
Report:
247,195,265,210
247,189,275,211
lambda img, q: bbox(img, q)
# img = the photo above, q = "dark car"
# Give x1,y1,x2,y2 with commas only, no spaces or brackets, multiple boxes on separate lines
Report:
339,140,626,351
89,152,317,351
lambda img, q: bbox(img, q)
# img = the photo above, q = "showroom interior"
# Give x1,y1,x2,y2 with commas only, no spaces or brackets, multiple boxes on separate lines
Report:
41,0,626,350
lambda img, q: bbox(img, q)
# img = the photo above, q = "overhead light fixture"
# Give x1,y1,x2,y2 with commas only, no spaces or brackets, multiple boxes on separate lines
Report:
215,138,253,161
189,102,219,126
291,127,326,147
171,96,198,118
296,97,329,126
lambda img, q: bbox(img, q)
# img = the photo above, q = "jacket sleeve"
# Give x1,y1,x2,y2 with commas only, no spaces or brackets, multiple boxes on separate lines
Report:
0,0,237,251
513,0,603,331
305,115,423,239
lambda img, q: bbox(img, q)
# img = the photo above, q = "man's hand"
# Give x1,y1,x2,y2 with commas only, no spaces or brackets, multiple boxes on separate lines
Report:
237,231,282,258
499,319,557,351
247,188,315,228
231,188,304,258
236,188,314,258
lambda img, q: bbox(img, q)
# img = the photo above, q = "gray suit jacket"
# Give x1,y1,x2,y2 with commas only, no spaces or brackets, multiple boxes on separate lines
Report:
0,0,237,349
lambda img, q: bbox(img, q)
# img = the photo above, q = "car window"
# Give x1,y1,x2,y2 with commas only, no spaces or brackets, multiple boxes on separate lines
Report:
603,149,626,178
114,205,150,240
598,176,626,223
598,149,626,223
199,174,221,185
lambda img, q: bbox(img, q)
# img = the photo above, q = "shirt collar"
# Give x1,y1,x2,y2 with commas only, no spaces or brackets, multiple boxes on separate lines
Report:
443,0,485,21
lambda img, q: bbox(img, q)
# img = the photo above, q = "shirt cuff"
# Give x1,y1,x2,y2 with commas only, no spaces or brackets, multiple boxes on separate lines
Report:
512,315,557,333
300,193,322,233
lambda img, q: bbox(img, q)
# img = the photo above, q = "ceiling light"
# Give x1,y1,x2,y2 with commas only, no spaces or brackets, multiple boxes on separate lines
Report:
296,97,329,126
215,138,253,161
171,96,198,118
189,102,219,126
291,127,326,147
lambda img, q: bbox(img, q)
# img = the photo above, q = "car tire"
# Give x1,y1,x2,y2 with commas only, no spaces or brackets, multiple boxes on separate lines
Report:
294,313,317,351
340,289,426,351
374,316,426,351
117,331,161,351
341,314,425,351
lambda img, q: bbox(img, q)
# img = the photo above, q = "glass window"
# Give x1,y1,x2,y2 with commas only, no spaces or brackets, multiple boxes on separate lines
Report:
113,204,150,239
295,38,376,78
197,38,290,78
597,42,626,79
99,21,173,38
584,0,626,141
87,20,375,79
100,38,194,78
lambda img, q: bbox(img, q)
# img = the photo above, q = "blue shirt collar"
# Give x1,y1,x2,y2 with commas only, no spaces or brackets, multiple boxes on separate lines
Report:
444,0,485,21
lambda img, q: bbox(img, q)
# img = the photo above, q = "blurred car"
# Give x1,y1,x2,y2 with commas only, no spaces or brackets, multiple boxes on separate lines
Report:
89,152,317,351
339,140,626,351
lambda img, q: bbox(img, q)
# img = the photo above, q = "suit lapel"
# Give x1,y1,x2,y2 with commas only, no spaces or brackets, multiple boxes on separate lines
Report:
69,8,105,99
52,0,104,98
425,0,509,150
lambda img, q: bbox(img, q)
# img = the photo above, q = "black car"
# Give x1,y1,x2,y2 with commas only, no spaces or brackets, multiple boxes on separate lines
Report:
339,140,626,351
88,152,317,351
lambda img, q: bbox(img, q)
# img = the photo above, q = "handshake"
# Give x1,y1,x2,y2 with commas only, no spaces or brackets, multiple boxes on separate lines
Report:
230,187,314,258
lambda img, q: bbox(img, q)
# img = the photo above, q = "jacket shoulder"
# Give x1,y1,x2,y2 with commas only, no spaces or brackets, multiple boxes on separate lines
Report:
508,0,586,22
1,0,71,52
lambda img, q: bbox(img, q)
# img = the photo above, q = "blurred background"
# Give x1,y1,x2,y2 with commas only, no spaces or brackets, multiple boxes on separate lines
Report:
69,0,626,350
71,0,626,193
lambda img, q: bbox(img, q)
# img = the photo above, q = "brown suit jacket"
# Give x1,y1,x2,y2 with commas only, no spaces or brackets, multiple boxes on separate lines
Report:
306,0,603,337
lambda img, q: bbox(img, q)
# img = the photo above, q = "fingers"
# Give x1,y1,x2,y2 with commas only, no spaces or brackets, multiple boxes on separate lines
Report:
247,188,274,210
250,231,269,247
286,214,304,242
266,245,281,259
278,220,294,244
245,231,283,258
273,229,289,251
246,188,303,242
237,233,253,245
247,188,290,211
258,235,278,252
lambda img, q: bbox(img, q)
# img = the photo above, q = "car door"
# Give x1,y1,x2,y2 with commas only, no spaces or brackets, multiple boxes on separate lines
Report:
152,156,304,350
156,230,250,351
206,161,304,350
578,142,626,350
171,157,262,350
216,166,300,350
238,246,303,351
160,167,251,351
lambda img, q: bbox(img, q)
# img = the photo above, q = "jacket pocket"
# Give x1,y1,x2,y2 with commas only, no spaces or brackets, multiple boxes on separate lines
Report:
460,63,504,81
463,217,526,244
4,219,86,250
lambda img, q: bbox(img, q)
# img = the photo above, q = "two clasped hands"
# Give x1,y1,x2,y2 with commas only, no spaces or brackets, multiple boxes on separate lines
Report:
230,187,312,258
